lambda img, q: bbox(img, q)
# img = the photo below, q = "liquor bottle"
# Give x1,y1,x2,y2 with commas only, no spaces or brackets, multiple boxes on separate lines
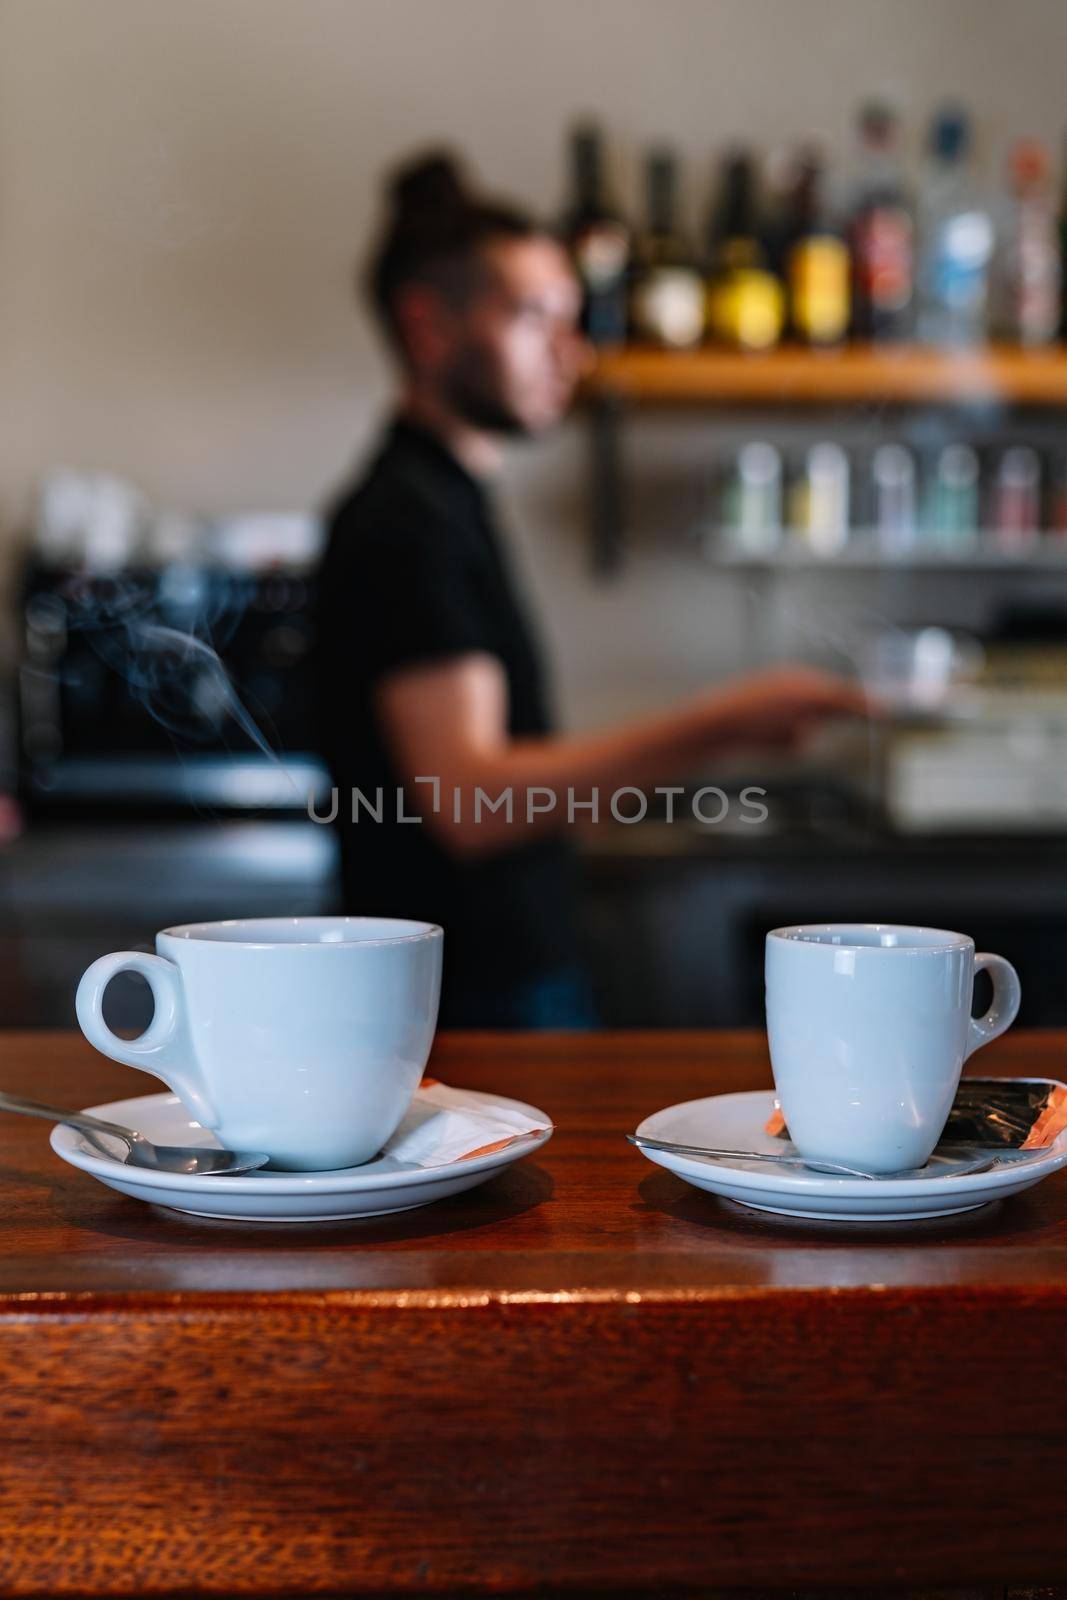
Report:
927,443,980,550
761,145,796,280
916,106,994,346
792,442,851,554
782,146,851,347
561,122,631,346
995,140,1061,347
993,447,1042,550
849,102,914,342
721,442,783,555
704,150,784,351
1059,137,1067,339
630,149,706,348
871,444,918,555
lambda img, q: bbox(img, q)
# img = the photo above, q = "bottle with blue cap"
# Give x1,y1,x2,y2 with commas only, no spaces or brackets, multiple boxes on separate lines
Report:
917,105,994,346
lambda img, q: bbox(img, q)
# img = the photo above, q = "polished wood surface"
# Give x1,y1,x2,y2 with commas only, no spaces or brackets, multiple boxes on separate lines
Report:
581,342,1067,407
3,1028,1067,1596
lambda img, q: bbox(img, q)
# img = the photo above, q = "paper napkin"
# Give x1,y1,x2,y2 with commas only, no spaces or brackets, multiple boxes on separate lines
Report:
380,1078,551,1169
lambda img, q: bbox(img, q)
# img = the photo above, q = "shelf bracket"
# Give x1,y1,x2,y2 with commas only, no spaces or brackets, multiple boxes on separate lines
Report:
588,392,625,577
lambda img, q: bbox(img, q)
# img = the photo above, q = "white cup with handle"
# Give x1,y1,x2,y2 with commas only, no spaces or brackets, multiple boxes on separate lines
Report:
765,922,1021,1174
75,916,443,1171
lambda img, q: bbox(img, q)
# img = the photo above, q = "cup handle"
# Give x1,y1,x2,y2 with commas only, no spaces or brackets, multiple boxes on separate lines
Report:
75,952,218,1128
964,952,1022,1061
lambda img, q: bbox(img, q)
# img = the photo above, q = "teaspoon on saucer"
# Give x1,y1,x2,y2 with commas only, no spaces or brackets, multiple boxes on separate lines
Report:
626,1132,996,1181
0,1091,270,1176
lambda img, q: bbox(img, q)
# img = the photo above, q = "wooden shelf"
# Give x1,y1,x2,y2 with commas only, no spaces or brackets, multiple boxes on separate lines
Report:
582,344,1067,408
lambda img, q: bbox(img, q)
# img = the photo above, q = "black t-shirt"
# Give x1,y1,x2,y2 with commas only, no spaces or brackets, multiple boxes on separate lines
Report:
315,416,580,1006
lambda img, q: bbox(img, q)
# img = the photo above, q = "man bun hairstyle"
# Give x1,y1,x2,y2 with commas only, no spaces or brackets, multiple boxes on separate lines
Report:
366,148,540,351
388,151,468,218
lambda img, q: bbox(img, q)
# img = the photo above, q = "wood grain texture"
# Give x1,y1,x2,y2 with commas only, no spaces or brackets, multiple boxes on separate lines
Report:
2,1029,1067,1596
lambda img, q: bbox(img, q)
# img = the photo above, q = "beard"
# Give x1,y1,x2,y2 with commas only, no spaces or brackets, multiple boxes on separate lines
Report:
439,347,532,437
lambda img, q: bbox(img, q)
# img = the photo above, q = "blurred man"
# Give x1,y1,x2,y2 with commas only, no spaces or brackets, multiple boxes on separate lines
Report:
315,152,865,1027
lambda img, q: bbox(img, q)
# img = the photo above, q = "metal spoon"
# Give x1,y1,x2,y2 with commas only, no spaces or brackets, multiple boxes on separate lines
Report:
0,1091,270,1176
627,1132,996,1181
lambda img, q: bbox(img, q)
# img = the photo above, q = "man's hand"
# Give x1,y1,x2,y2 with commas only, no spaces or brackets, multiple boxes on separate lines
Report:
705,666,872,749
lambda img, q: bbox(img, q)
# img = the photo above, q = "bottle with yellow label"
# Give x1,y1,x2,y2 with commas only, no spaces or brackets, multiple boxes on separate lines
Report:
783,148,851,346
705,151,785,351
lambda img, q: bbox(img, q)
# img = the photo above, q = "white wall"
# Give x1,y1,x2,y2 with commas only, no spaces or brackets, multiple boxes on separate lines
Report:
3,0,1065,725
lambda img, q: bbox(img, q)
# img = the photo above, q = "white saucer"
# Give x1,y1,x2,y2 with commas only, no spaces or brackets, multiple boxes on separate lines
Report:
634,1089,1067,1222
51,1090,553,1222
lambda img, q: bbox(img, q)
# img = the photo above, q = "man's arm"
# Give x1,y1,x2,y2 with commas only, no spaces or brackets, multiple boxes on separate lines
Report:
373,652,869,858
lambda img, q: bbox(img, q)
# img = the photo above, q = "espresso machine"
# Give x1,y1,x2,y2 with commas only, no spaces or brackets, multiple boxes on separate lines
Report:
17,501,328,817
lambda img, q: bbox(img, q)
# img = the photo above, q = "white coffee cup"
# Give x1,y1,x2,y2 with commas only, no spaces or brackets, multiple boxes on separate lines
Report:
75,916,443,1171
765,922,1021,1174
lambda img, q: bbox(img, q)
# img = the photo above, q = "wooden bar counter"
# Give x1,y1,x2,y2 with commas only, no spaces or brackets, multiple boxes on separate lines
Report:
2,1028,1067,1598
